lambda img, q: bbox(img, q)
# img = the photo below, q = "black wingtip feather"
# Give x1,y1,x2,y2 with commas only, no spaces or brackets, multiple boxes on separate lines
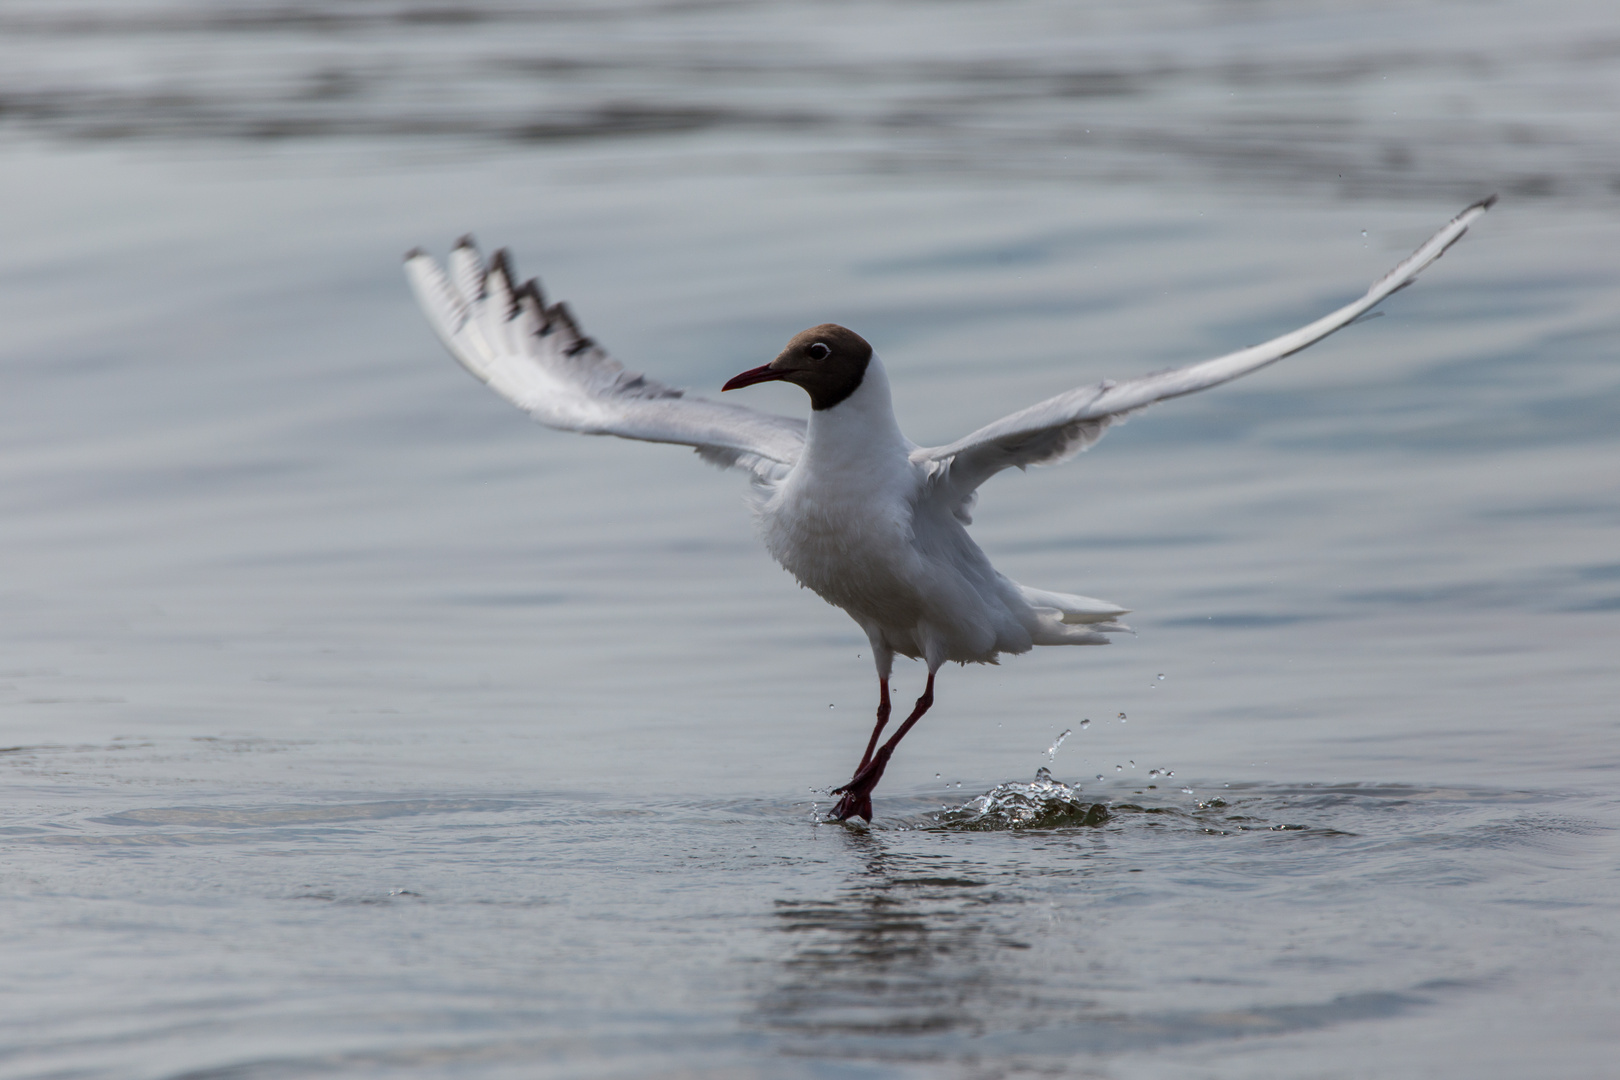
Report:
547,300,581,337
403,247,426,261
454,234,478,250
545,300,596,356
489,248,515,283
520,277,547,310
1478,194,1499,211
486,250,522,317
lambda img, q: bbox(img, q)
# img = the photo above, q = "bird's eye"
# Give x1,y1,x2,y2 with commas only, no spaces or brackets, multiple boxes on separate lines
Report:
807,342,831,360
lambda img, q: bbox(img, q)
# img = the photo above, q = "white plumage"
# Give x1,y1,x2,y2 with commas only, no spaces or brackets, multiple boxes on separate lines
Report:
405,197,1492,820
753,355,1127,672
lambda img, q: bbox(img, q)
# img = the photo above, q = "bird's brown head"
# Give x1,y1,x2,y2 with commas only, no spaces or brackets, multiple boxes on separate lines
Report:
722,324,873,411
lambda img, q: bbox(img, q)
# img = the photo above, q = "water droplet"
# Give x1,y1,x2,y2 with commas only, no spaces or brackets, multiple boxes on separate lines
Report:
1045,728,1072,761
1118,712,1127,722
1079,718,1091,729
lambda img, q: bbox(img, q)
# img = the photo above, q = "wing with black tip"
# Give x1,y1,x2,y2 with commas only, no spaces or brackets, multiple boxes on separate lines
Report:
405,239,805,481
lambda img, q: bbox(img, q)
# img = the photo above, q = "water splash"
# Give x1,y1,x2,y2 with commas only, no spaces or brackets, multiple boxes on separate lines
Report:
931,768,1108,831
1045,728,1072,762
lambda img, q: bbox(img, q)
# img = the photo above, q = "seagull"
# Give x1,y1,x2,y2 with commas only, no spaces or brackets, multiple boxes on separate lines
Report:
405,197,1493,822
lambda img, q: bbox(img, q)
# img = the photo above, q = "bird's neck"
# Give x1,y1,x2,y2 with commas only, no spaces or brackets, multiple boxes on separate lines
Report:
801,356,910,469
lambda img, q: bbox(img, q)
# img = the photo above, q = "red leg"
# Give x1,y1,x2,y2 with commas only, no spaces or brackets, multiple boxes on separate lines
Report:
855,677,892,774
832,672,936,822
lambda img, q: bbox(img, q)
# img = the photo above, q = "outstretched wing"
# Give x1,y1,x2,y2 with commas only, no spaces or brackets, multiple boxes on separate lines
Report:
914,197,1495,504
405,239,805,481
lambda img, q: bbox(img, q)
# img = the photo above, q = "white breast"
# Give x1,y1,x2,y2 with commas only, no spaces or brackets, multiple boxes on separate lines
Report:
756,359,925,616
752,359,1042,667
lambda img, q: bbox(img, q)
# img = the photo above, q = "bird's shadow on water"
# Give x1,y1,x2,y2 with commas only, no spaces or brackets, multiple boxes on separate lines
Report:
746,780,1575,1066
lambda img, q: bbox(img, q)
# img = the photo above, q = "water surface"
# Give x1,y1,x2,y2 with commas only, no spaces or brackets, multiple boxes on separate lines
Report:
1,2,1618,1077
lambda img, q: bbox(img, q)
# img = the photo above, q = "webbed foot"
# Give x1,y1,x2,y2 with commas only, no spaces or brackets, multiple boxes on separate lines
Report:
829,749,892,822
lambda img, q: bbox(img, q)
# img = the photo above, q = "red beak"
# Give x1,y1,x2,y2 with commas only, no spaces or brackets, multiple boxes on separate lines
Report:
722,363,787,392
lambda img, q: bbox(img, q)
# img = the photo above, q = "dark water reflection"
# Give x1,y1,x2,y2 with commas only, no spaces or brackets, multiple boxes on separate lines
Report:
2,0,1617,202
752,786,1537,1067
763,837,1012,1044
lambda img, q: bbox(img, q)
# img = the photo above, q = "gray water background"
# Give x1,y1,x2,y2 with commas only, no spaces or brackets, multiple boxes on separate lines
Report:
1,1,1618,1077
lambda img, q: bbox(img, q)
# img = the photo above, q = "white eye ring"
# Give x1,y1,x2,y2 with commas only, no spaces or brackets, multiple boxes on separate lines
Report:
807,342,831,360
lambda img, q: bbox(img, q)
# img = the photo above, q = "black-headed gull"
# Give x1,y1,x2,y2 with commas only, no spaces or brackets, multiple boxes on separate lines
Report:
406,198,1492,821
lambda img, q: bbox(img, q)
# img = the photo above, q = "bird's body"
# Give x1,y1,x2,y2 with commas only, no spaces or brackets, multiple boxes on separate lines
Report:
405,198,1493,821
757,356,1125,672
